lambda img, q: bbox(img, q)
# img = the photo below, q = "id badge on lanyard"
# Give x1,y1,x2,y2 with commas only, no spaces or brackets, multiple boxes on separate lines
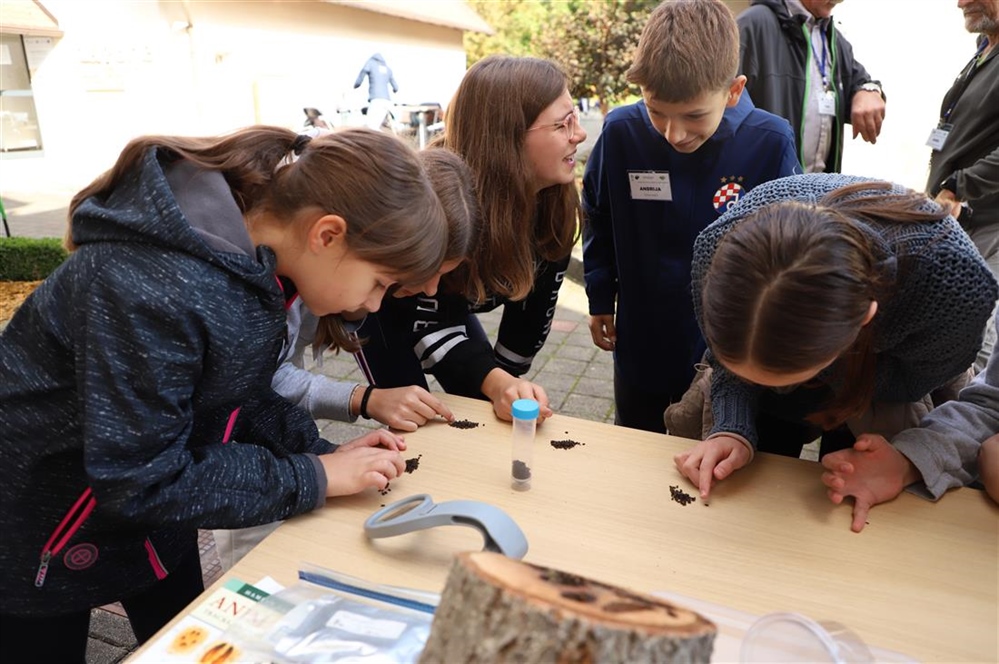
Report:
818,89,836,116
814,29,835,116
926,123,952,151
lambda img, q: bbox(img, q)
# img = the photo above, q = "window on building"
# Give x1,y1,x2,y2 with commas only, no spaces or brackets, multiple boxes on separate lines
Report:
1,33,43,152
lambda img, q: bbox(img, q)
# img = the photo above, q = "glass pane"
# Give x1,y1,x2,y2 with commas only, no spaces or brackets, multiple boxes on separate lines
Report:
1,34,31,89
0,35,42,152
1,94,42,151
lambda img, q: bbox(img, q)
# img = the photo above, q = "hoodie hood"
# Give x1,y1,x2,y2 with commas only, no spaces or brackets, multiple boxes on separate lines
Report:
751,0,794,23
70,147,279,295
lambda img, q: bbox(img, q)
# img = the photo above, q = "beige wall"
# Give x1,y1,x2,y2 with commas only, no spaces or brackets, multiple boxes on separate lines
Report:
3,0,469,190
833,0,971,192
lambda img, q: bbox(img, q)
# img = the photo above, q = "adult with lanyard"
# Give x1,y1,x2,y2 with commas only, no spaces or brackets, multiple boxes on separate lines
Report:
927,0,999,373
737,0,886,173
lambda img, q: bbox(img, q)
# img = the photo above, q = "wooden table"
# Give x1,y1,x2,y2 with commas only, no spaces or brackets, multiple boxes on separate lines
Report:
137,395,998,662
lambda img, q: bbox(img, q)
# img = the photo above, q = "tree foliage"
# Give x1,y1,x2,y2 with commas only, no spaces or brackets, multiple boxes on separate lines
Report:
537,0,659,112
464,0,658,113
465,1,550,64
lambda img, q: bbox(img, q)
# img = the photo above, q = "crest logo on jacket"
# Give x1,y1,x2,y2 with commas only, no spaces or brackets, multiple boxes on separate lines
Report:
63,543,99,570
713,176,745,214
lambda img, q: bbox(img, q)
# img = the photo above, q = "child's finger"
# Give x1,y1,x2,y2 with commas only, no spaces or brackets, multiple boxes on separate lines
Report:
375,430,406,451
698,456,716,500
850,499,872,533
365,470,390,491
820,471,844,491
422,394,453,422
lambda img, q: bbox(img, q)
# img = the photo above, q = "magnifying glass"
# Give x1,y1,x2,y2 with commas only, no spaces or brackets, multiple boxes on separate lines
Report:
364,494,529,559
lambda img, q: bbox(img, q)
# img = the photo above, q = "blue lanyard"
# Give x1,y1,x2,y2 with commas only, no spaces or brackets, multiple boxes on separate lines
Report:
811,28,830,88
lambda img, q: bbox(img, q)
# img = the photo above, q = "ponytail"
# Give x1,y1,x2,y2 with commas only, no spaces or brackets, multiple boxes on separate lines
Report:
67,126,299,250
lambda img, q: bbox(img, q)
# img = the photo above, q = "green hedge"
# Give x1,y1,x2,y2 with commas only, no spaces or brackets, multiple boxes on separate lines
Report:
0,237,68,281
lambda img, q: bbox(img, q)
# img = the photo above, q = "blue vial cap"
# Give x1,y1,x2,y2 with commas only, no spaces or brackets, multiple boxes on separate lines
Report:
511,398,540,420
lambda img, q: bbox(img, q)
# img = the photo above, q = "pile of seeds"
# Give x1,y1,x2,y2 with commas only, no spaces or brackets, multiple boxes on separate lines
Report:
669,484,695,506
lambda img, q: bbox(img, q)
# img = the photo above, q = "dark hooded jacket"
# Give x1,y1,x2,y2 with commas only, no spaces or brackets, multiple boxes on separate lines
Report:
737,0,880,172
0,148,333,615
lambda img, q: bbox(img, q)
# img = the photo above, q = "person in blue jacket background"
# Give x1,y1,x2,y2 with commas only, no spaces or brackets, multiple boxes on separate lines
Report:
354,53,399,131
582,0,800,433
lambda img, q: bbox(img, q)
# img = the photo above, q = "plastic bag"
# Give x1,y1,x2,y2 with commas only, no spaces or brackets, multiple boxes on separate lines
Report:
222,564,439,663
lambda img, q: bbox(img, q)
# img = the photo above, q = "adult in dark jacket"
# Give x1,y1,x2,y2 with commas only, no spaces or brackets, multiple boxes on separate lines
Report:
0,127,448,661
926,0,999,373
738,0,886,173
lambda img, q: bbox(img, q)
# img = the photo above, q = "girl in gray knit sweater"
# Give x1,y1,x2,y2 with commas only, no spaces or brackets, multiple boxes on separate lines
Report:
675,174,997,526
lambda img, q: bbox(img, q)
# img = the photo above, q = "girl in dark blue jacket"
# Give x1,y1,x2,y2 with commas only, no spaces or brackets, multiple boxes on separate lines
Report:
0,126,447,661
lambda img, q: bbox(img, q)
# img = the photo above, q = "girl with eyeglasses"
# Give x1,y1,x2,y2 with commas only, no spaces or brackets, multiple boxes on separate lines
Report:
350,55,587,423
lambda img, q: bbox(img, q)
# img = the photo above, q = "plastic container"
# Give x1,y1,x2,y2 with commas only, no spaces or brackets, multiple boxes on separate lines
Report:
510,398,539,491
741,611,875,663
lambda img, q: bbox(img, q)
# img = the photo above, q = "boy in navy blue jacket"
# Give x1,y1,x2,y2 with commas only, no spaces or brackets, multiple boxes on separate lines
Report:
582,0,799,434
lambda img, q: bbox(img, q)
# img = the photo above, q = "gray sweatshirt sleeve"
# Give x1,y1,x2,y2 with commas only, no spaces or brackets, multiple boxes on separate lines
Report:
893,310,999,500
271,299,359,423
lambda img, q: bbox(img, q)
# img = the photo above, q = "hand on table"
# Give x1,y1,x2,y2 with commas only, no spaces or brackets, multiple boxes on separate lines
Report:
821,433,921,533
321,439,405,496
673,435,752,501
365,386,454,432
481,368,553,423
850,90,885,144
337,428,407,452
588,314,617,351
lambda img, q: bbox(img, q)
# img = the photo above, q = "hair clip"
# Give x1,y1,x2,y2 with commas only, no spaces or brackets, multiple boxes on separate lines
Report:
291,134,312,156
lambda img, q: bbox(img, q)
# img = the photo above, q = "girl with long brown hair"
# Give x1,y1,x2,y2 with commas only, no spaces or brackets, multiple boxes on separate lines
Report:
352,55,586,422
674,174,997,518
0,126,447,661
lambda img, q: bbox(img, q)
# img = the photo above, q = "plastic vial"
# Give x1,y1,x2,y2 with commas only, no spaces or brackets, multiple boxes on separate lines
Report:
511,398,539,491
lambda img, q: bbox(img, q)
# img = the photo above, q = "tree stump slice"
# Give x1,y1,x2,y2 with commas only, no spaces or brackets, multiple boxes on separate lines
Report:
419,551,716,663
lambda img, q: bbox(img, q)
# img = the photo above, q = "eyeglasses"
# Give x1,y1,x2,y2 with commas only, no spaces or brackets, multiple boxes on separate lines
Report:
527,108,580,140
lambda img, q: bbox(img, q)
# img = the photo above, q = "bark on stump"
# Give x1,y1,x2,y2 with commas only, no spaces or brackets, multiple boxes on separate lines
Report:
419,551,716,663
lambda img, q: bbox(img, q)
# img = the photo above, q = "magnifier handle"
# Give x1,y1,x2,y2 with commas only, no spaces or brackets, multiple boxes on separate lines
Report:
364,496,528,559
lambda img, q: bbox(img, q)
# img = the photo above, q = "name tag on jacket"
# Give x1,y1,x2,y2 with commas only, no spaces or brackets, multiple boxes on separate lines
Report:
628,171,672,201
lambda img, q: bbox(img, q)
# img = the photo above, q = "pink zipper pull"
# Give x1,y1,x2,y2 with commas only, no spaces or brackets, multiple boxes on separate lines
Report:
35,551,52,588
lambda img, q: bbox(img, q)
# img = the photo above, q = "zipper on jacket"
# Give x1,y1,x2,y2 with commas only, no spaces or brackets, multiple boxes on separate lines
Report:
35,488,97,588
221,407,241,444
798,23,811,169
144,539,168,580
